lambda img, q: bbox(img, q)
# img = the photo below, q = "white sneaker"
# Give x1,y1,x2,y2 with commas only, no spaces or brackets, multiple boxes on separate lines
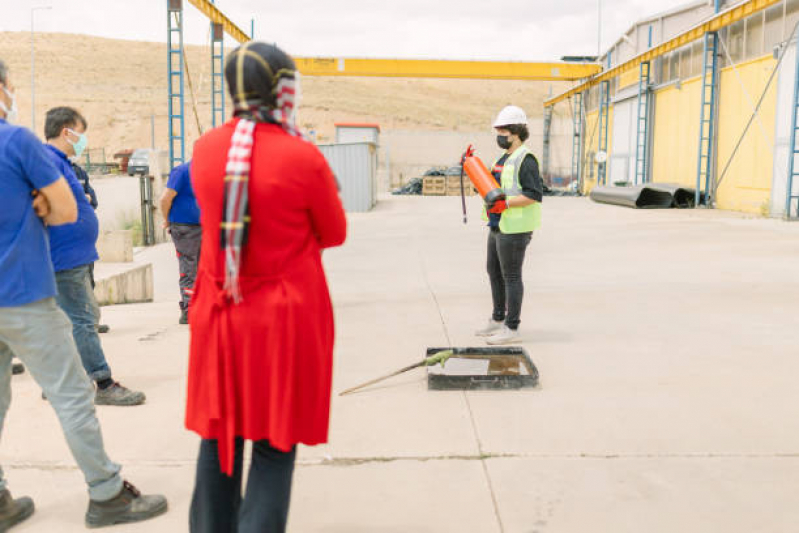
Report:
486,325,521,345
475,319,504,337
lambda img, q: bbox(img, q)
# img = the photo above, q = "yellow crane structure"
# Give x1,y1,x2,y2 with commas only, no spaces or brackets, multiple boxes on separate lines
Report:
167,0,599,169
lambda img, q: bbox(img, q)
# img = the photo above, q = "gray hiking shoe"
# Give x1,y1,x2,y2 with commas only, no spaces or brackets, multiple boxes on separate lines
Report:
486,325,521,345
85,481,167,528
475,318,504,337
95,382,146,406
0,489,34,531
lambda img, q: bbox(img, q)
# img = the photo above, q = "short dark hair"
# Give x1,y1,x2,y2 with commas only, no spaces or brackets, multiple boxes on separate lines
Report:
44,107,87,140
0,59,8,86
506,124,529,142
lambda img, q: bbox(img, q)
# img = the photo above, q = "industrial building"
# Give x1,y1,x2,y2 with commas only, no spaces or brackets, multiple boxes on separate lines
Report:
545,0,799,217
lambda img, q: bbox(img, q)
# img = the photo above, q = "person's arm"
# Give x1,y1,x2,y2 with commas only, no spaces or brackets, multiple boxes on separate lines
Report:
38,177,78,225
75,165,99,209
159,188,177,228
309,157,347,249
507,154,543,208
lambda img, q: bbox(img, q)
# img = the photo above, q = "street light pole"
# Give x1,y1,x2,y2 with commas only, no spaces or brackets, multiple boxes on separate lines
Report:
597,0,602,58
30,5,52,134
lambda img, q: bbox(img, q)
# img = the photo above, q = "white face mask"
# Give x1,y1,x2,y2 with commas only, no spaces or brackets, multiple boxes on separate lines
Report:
0,87,18,123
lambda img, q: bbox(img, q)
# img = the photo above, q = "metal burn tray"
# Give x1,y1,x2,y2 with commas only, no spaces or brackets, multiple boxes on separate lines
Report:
426,347,539,391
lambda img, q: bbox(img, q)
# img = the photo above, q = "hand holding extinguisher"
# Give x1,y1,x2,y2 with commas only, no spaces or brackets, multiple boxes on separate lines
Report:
462,145,508,215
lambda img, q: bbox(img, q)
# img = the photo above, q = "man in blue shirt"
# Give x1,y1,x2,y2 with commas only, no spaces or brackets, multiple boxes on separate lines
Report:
70,161,110,334
0,59,167,530
160,161,201,325
43,107,145,407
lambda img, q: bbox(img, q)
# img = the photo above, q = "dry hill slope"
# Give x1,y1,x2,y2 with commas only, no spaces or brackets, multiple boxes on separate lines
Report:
0,32,572,155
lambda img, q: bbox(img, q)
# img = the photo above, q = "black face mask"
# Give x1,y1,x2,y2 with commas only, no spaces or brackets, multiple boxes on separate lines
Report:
496,135,512,150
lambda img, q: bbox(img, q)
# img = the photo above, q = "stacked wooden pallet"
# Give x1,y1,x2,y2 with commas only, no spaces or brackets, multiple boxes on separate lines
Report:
422,176,477,197
445,176,477,197
422,176,447,196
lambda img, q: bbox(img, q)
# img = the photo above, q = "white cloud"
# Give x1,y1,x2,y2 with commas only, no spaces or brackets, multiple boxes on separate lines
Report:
2,0,693,60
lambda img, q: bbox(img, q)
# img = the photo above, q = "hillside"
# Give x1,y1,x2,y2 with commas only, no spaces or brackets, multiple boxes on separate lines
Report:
0,32,572,156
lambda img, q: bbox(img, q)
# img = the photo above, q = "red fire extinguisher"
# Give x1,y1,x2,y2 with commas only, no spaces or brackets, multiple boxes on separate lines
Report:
459,145,506,224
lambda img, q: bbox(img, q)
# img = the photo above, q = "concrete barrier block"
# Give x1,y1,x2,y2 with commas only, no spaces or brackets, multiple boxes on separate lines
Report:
94,263,153,306
97,230,133,263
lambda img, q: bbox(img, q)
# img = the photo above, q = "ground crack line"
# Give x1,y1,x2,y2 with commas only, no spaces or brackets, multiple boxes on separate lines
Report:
7,452,799,472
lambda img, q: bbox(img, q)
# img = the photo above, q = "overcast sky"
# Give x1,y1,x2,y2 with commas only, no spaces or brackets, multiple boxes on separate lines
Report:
3,0,691,61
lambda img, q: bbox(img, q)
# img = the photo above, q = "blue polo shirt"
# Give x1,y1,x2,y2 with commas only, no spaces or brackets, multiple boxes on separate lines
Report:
166,161,200,225
0,119,62,307
44,145,99,272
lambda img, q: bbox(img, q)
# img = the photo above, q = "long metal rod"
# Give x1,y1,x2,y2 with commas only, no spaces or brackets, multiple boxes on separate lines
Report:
717,28,772,151
695,32,718,207
167,4,186,169
30,6,51,134
597,80,610,185
785,28,799,218
546,0,782,107
571,92,584,188
634,61,650,185
542,105,552,179
716,22,797,199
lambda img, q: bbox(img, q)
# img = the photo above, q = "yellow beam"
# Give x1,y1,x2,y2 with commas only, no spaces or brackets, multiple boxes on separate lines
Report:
185,0,599,81
293,58,600,80
545,0,781,107
186,0,250,43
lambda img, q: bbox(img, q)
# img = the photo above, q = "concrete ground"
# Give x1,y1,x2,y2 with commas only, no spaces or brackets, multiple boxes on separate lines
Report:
4,195,799,532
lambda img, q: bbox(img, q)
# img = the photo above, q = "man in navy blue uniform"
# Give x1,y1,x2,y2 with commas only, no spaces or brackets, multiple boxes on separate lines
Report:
0,59,167,530
43,107,145,406
160,161,201,325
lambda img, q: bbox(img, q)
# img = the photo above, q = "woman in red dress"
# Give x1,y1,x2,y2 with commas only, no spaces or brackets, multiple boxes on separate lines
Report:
185,42,346,533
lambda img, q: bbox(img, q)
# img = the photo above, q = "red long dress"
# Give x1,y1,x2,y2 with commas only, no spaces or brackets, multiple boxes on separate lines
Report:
185,119,347,474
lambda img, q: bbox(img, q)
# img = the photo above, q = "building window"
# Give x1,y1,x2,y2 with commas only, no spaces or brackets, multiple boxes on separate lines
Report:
745,12,765,59
764,4,784,52
787,0,799,38
659,55,669,83
692,41,704,78
669,51,680,82
727,20,745,63
680,46,692,79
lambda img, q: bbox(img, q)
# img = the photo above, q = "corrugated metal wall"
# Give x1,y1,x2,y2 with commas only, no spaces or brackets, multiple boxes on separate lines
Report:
317,143,377,213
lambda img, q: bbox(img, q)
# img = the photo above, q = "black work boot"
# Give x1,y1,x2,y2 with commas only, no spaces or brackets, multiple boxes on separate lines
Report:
85,481,167,528
0,489,35,531
179,309,188,325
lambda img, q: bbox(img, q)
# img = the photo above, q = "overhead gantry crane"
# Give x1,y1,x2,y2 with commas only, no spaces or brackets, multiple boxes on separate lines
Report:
166,0,600,169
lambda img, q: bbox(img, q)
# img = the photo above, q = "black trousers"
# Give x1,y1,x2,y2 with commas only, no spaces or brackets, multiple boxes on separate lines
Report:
487,228,533,330
190,438,296,533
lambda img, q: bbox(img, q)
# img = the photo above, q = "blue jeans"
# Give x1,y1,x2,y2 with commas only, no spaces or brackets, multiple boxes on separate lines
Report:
190,439,296,533
55,265,112,382
0,298,123,501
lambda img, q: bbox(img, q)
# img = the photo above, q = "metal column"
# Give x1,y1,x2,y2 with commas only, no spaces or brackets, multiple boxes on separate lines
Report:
167,0,185,169
211,21,225,127
597,80,611,185
695,31,719,206
571,92,584,189
542,104,553,180
634,61,651,185
785,35,799,219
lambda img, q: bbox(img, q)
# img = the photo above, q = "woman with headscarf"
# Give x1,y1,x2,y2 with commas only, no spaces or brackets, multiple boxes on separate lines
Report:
185,42,347,533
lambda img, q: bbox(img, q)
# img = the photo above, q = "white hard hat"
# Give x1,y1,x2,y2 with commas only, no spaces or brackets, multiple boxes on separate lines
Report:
493,105,528,128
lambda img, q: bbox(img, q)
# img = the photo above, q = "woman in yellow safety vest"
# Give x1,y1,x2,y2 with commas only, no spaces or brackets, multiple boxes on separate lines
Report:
476,105,543,345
